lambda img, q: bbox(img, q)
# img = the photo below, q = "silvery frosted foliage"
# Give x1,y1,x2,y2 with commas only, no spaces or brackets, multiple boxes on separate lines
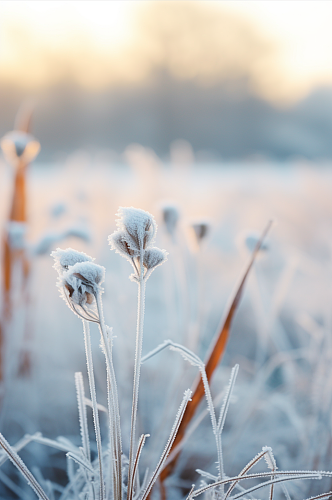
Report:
52,248,103,322
109,207,167,281
143,247,167,271
117,207,156,249
51,247,93,275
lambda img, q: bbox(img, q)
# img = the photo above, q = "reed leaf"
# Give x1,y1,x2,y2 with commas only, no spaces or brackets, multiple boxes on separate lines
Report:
160,219,273,481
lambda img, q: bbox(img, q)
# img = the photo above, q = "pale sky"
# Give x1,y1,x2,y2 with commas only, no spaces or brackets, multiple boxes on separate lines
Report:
0,1,332,104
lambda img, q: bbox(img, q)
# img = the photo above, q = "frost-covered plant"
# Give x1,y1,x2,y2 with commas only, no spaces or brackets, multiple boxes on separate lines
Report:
1,208,332,500
52,247,122,500
109,207,167,500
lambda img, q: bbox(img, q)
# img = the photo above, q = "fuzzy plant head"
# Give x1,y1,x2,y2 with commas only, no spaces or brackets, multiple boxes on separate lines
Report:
52,248,104,322
51,247,93,275
108,206,167,282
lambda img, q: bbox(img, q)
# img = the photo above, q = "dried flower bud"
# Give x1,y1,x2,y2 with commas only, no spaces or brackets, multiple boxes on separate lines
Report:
59,261,105,322
143,247,167,271
192,221,210,243
1,131,40,166
116,207,156,250
51,248,93,276
108,230,140,260
161,204,179,237
109,206,167,282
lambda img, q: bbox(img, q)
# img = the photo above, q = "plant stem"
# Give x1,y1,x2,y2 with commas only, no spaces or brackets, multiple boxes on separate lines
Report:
82,319,104,500
96,292,122,500
127,270,146,500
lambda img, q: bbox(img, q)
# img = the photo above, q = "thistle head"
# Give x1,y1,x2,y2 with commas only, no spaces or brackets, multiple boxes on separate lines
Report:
109,207,167,282
52,248,104,322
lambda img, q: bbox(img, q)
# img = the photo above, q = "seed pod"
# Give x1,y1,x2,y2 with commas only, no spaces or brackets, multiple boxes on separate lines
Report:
143,247,167,271
116,207,156,250
51,248,93,275
59,261,105,322
108,230,140,260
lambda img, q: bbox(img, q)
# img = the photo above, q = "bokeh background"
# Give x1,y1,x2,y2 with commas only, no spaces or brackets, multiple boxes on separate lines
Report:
1,0,332,160
1,1,332,499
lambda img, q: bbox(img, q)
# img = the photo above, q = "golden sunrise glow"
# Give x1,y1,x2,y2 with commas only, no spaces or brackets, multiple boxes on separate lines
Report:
0,1,332,103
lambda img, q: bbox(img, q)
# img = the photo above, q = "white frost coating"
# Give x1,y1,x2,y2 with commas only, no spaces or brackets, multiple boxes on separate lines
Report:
68,261,105,286
262,446,277,470
56,260,104,322
109,207,167,282
116,206,156,249
51,247,93,275
108,230,140,259
143,247,167,270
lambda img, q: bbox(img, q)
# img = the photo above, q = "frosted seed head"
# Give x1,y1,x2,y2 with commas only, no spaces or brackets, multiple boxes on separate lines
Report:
143,247,167,271
161,204,180,236
116,207,156,250
108,230,140,259
51,248,93,275
70,261,105,287
59,261,104,322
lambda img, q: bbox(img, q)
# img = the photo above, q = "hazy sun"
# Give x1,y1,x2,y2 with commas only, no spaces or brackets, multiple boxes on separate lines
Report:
1,0,332,103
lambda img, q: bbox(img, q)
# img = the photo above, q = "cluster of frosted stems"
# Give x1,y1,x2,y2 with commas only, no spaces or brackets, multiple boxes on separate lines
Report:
51,207,168,500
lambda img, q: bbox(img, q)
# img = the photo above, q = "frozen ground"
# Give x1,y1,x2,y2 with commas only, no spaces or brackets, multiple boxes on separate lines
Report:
1,152,332,498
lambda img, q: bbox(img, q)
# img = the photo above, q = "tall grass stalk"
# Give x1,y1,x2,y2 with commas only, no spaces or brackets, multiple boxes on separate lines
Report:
82,319,104,500
95,291,122,500
127,264,146,500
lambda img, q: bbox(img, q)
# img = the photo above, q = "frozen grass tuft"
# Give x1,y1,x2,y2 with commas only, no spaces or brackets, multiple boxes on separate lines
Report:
0,208,331,500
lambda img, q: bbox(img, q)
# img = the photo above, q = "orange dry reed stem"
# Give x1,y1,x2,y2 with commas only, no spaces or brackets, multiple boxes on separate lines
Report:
3,159,28,311
160,220,273,486
1,105,34,380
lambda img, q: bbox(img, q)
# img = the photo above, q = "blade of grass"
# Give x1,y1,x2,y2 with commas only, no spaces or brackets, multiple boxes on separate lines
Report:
0,433,50,500
160,220,273,482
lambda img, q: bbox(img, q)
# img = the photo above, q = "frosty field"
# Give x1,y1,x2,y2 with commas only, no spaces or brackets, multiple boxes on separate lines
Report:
0,153,332,499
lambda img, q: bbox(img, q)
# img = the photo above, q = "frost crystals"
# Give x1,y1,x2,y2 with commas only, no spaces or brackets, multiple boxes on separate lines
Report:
108,207,167,282
52,248,104,322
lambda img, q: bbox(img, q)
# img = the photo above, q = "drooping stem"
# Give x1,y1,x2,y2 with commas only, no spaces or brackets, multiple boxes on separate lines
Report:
127,268,146,500
82,319,104,500
96,292,122,500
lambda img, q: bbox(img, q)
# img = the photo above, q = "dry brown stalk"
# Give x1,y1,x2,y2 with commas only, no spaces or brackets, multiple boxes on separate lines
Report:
1,105,35,379
159,220,273,486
